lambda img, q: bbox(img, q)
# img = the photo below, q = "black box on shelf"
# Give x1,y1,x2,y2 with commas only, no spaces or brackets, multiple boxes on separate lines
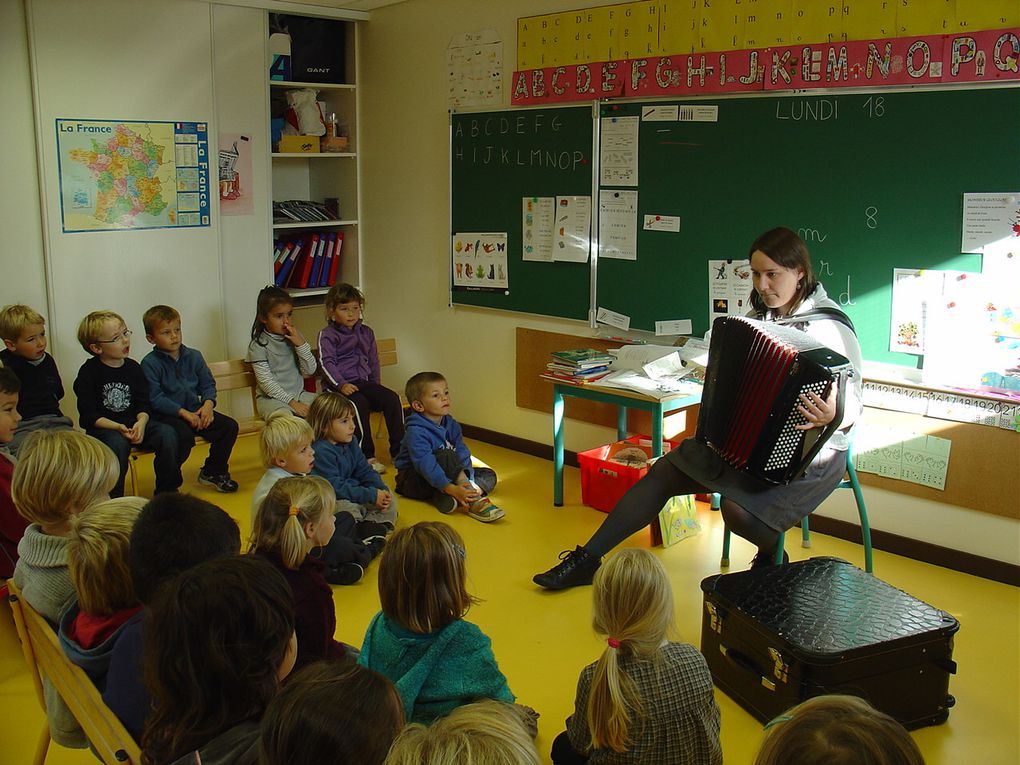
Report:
270,15,346,84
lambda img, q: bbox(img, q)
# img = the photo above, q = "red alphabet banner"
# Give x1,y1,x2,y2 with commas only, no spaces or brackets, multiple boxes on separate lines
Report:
511,28,1019,104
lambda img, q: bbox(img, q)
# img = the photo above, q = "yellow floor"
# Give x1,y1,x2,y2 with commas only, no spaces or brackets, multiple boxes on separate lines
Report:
2,434,1018,764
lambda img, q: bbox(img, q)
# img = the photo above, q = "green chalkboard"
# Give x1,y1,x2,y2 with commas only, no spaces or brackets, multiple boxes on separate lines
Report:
450,106,594,320
595,87,1019,366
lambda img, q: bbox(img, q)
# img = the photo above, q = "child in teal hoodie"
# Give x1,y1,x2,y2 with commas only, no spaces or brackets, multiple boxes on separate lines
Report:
358,521,514,724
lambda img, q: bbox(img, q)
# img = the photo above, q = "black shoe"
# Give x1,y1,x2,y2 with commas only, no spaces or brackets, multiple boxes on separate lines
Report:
357,520,391,540
324,562,365,586
198,471,239,493
532,546,601,590
363,535,386,558
432,492,457,514
750,549,790,569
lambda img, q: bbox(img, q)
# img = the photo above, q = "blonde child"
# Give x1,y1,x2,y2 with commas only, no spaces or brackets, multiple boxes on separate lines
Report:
317,283,404,472
1,366,26,578
250,475,354,666
11,429,120,749
73,310,183,497
308,391,397,536
753,695,926,765
394,372,502,523
59,496,147,688
385,700,541,765
141,555,296,765
247,285,317,419
253,410,383,585
552,549,722,765
358,521,515,724
0,303,73,456
259,660,405,765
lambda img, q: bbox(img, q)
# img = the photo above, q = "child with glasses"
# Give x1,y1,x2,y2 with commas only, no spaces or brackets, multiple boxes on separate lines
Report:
73,310,183,497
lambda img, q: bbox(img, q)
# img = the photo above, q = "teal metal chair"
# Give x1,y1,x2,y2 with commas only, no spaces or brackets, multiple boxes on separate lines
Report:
718,440,874,573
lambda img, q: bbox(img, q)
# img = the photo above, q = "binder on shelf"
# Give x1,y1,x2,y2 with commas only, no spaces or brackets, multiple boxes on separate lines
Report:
296,234,320,288
275,240,302,287
272,241,288,275
327,231,343,285
318,233,335,287
310,234,328,287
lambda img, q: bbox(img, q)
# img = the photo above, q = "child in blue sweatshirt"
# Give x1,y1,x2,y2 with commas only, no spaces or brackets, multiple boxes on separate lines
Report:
394,372,502,523
308,392,397,537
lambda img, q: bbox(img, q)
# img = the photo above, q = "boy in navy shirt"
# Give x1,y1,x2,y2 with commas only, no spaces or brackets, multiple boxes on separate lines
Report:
141,305,238,493
73,310,181,497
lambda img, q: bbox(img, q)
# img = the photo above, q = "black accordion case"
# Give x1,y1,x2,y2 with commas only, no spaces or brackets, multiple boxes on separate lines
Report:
700,557,959,729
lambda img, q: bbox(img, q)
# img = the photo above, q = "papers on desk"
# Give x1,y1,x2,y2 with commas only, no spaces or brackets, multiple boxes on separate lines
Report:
595,343,706,399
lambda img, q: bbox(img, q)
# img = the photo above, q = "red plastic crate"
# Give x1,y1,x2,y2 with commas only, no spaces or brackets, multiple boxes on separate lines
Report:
577,436,679,513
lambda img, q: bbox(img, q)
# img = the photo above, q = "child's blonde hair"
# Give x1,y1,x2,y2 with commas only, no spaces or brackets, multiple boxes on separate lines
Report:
0,303,45,342
384,700,540,765
377,521,477,634
250,475,334,569
754,695,926,765
67,496,146,615
324,282,365,320
11,430,119,526
259,410,314,467
307,391,356,441
77,310,125,354
586,548,675,753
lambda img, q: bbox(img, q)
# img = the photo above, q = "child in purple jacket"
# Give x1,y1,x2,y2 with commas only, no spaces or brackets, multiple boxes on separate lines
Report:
317,284,404,473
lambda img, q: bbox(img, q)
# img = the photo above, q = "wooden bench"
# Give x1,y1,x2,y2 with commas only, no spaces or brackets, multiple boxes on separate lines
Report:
7,578,142,765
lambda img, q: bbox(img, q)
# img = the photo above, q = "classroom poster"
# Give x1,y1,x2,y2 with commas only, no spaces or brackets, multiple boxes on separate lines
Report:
961,192,1020,253
218,133,253,216
598,190,639,260
451,232,509,291
447,30,503,110
599,116,639,186
707,259,752,322
889,268,943,354
522,196,554,262
553,195,592,263
56,119,211,232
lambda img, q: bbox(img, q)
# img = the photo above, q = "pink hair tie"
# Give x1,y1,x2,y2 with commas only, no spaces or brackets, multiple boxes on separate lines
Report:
607,638,621,649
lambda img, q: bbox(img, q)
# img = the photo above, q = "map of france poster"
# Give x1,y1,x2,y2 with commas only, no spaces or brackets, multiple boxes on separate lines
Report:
56,119,211,233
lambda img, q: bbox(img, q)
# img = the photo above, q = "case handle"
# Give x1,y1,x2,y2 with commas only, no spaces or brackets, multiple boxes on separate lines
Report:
719,644,777,692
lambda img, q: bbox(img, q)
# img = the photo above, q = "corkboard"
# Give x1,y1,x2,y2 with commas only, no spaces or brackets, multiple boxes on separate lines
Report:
515,328,698,442
857,407,1020,520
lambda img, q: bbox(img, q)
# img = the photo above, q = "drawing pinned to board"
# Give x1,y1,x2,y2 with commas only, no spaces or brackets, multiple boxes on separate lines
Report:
889,268,943,354
452,232,509,291
707,259,751,322
447,30,503,110
599,115,639,186
598,190,638,260
522,196,554,261
553,195,591,263
218,133,253,216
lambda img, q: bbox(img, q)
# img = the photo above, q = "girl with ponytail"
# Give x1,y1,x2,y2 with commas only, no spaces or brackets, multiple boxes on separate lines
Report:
551,549,722,764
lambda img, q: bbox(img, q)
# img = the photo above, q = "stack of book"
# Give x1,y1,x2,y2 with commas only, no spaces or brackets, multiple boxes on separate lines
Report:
273,199,338,224
273,231,344,289
542,348,615,383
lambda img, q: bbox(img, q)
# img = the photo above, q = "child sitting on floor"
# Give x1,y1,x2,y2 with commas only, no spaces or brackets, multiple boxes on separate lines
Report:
358,521,516,724
308,391,397,538
551,548,722,765
394,372,502,523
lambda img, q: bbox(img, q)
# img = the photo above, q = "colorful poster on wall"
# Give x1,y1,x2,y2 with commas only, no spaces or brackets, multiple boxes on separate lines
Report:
56,119,210,232
708,259,752,322
452,232,509,291
218,133,253,216
447,30,503,110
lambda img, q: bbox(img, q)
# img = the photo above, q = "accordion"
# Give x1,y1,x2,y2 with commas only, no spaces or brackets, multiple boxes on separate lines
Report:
695,316,853,485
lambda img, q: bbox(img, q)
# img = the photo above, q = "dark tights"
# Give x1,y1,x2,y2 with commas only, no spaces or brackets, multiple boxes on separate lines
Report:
583,456,780,558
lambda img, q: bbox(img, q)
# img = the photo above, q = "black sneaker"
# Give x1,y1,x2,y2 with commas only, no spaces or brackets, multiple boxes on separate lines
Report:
356,520,392,540
363,535,386,558
432,492,457,514
198,471,239,493
532,546,601,590
324,562,365,586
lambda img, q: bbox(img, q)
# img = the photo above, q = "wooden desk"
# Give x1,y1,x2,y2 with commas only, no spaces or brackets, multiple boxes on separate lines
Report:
550,379,702,506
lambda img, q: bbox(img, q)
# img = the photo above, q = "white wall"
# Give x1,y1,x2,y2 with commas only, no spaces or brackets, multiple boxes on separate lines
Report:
358,0,1020,567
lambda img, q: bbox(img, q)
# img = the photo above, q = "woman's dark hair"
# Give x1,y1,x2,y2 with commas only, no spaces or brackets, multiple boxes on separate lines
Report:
748,227,817,315
250,285,293,343
258,661,405,765
141,555,295,765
